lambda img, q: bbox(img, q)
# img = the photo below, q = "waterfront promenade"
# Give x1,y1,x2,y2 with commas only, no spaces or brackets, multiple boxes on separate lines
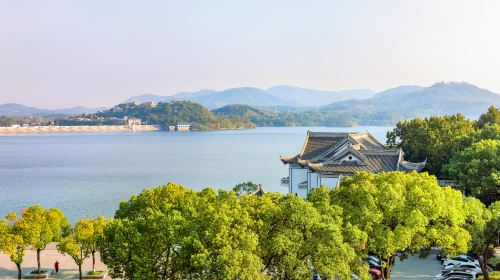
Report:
0,125,161,134
0,243,111,279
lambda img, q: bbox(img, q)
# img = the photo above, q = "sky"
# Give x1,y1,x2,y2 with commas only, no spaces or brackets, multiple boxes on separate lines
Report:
1,0,500,109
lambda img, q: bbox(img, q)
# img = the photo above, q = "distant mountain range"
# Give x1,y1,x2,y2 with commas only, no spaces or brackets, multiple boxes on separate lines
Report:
1,82,499,119
0,103,105,117
123,86,376,108
321,82,500,119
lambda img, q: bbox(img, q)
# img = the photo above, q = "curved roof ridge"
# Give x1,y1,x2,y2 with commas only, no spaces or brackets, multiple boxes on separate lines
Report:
298,130,311,157
361,149,400,155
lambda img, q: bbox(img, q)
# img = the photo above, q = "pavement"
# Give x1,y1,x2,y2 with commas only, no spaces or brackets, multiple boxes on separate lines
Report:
0,243,111,279
392,250,442,280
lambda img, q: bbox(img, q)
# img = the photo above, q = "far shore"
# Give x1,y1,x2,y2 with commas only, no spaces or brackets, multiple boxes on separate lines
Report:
0,125,162,134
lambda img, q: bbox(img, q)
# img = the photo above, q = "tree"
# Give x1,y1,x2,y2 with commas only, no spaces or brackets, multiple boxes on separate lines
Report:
99,185,190,279
330,172,471,280
16,205,69,274
71,217,107,273
386,114,476,176
233,181,259,195
446,139,500,205
3,212,28,280
57,221,93,280
477,106,500,129
462,198,499,280
100,183,263,280
240,191,359,279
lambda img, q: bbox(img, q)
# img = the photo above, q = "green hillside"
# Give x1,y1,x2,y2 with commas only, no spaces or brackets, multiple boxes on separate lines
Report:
58,101,255,130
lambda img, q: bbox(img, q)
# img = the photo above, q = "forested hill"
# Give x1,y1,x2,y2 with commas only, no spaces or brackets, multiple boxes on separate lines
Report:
212,104,402,126
59,101,255,130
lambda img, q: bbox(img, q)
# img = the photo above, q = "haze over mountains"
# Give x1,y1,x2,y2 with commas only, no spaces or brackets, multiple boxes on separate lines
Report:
124,86,376,108
0,103,105,117
1,82,499,120
321,82,500,118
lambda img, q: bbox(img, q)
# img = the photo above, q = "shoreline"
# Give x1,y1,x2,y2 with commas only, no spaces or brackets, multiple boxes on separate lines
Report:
0,124,162,134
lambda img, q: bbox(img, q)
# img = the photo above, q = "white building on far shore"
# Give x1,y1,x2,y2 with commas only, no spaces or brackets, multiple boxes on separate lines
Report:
176,123,191,131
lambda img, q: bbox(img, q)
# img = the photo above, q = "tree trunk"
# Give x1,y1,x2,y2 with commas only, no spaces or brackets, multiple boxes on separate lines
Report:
79,264,82,280
16,262,22,280
382,256,392,280
477,251,490,280
37,249,41,274
92,251,96,273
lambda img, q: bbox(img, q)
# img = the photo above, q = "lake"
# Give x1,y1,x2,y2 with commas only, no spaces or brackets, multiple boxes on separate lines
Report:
0,126,392,222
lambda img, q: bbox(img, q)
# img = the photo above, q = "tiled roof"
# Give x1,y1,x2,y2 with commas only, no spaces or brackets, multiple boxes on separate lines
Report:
281,131,426,174
308,153,399,174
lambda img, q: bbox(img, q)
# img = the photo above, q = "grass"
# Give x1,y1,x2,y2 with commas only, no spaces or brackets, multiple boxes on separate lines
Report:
477,271,500,280
29,270,48,274
86,271,104,275
490,257,500,267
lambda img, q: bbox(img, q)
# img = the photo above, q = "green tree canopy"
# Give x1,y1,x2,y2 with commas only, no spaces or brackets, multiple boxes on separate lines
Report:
99,183,263,280
233,181,260,195
446,139,500,205
240,191,361,280
57,220,96,280
329,172,471,280
462,198,499,280
78,217,107,273
477,106,500,129
3,212,29,279
14,205,69,274
386,114,476,176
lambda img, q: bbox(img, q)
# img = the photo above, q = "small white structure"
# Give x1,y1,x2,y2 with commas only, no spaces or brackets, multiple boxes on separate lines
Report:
142,101,157,108
281,131,426,198
168,125,175,131
127,118,142,128
176,123,190,131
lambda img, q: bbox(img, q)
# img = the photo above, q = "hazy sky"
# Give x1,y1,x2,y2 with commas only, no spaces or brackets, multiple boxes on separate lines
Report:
1,0,500,108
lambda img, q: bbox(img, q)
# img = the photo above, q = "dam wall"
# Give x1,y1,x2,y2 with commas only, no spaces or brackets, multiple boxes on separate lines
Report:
0,125,163,134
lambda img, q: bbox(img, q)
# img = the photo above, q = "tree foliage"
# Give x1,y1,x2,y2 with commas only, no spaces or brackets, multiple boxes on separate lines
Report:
233,181,260,195
3,212,29,279
99,183,362,280
386,114,476,176
477,106,500,129
462,198,499,280
446,139,500,205
14,205,69,274
57,220,96,279
328,172,471,280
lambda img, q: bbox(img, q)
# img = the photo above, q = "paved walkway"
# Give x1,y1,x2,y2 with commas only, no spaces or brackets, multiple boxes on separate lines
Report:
392,250,442,280
0,243,111,279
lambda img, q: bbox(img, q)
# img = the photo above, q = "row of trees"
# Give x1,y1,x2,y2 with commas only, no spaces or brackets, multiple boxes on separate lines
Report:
386,106,500,205
0,207,106,279
1,172,498,280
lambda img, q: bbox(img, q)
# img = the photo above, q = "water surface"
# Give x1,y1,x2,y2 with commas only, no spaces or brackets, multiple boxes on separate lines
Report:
0,126,392,222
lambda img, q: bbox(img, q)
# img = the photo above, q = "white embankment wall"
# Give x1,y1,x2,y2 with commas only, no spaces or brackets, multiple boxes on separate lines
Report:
0,125,163,134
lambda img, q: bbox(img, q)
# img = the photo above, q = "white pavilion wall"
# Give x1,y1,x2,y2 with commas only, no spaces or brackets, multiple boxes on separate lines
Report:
290,166,308,198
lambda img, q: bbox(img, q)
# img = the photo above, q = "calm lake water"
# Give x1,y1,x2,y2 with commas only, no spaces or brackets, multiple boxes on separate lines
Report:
0,126,392,222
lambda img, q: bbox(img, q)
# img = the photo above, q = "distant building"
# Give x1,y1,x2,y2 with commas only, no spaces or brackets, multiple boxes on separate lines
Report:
176,123,191,131
142,101,157,108
127,118,142,127
280,131,426,198
252,184,266,197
